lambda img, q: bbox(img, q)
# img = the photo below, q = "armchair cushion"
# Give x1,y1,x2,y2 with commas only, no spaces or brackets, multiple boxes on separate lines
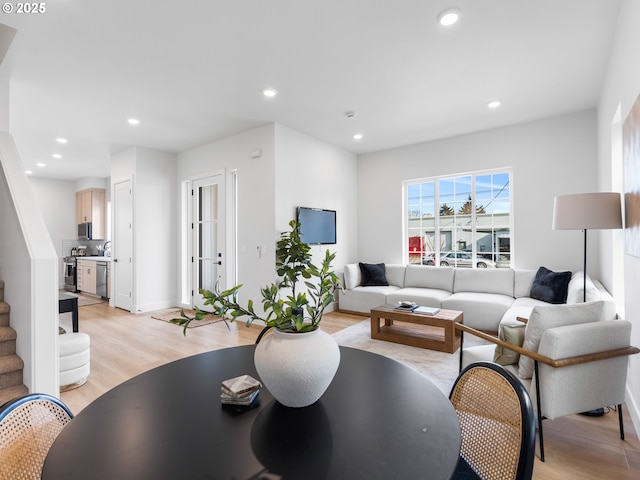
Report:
493,323,526,366
529,266,572,304
518,301,603,379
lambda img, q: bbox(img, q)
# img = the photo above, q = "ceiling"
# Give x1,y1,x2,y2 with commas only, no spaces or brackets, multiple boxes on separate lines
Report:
0,0,622,181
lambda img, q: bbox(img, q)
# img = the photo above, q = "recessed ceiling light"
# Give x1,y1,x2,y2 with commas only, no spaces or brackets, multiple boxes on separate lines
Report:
127,118,140,125
36,162,46,168
437,8,460,26
262,88,278,98
55,138,68,144
52,154,62,159
487,100,501,109
353,133,363,140
25,170,33,175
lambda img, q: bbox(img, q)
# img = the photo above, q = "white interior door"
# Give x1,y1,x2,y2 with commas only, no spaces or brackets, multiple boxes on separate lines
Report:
113,180,133,311
192,175,225,310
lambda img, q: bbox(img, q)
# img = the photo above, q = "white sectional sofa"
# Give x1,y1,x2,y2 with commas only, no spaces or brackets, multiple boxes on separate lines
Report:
339,264,616,332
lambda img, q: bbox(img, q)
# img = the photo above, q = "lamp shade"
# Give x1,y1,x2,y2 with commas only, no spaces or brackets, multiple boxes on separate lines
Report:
552,192,622,230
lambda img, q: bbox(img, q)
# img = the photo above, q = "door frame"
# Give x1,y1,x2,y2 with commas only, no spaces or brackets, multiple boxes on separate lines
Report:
179,169,236,311
111,177,134,312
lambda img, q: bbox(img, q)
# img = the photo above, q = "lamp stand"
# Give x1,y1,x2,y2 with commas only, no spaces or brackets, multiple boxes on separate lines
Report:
581,228,605,417
582,229,587,303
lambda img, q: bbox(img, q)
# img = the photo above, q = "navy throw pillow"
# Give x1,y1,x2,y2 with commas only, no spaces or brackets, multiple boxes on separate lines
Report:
359,262,388,286
530,266,572,304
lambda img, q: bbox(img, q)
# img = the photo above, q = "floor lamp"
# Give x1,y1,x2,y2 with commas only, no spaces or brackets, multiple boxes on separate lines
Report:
552,192,623,302
552,192,623,417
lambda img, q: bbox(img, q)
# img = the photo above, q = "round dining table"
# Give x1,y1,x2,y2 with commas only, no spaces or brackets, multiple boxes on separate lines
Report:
43,345,461,479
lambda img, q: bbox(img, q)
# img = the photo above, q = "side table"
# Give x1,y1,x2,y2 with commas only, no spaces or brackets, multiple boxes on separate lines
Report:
58,292,79,332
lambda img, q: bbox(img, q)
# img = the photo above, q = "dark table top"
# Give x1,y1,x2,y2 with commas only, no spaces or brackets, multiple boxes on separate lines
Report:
43,345,461,479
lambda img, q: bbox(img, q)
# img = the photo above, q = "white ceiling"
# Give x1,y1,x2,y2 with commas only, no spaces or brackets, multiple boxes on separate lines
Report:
1,0,622,180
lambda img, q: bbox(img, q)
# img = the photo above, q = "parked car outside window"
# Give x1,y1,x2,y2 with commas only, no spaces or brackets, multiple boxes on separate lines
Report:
422,252,495,268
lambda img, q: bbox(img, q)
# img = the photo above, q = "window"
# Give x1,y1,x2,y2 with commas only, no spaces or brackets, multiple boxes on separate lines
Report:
405,169,512,268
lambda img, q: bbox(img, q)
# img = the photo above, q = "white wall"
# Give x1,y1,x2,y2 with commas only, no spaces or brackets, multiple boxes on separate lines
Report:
0,71,8,132
357,110,599,273
177,123,359,318
28,177,77,286
0,23,16,132
110,146,176,312
134,148,176,312
597,0,640,435
178,124,277,308
76,177,107,191
274,124,358,279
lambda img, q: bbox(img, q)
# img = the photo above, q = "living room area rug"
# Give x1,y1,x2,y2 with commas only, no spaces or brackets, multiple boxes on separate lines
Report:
332,319,487,396
150,308,224,328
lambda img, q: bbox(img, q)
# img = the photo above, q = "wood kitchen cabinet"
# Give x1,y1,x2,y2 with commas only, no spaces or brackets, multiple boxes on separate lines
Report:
76,188,106,239
76,259,97,295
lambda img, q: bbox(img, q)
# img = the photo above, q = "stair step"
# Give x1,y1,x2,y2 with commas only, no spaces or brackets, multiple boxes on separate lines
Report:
0,384,29,407
0,326,17,356
0,302,9,328
0,354,24,389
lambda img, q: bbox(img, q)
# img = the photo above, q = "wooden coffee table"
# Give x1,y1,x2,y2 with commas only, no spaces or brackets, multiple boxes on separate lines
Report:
370,304,463,353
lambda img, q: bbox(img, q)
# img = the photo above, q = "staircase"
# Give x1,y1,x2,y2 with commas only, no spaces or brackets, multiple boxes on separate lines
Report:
0,279,29,405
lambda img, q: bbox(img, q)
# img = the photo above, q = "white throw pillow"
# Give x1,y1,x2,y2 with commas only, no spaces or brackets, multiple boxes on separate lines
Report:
517,301,603,379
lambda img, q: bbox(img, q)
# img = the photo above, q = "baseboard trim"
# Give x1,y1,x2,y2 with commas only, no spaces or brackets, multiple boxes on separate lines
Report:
626,383,640,437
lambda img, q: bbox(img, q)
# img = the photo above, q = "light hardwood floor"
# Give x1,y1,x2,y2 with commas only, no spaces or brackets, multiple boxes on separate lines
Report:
62,302,640,480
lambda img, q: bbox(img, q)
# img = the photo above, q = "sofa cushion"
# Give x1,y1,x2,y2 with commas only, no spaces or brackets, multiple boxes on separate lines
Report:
529,266,572,304
442,292,514,331
384,264,407,288
493,323,526,366
343,264,361,290
339,285,401,314
514,269,537,298
404,265,455,291
518,300,604,379
566,271,600,304
386,287,451,309
510,297,552,309
453,268,514,297
359,262,388,286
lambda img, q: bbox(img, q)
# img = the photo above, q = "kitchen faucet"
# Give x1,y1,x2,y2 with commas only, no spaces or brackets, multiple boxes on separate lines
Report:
103,241,111,250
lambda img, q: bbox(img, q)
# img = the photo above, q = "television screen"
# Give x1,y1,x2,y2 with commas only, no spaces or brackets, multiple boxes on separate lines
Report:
297,207,336,245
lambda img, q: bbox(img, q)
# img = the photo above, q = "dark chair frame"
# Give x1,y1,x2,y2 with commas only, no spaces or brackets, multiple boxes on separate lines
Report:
450,361,536,480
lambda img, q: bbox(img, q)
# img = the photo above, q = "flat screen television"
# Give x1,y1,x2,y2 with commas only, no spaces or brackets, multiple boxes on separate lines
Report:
296,207,337,245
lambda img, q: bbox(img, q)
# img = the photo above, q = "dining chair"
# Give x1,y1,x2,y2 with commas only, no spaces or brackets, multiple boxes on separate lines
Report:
0,393,74,480
449,362,536,480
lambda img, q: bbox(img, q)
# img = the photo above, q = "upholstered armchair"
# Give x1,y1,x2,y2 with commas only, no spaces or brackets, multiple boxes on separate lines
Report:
455,301,639,461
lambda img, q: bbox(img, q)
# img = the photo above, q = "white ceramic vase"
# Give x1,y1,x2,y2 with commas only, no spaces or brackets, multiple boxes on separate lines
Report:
254,328,340,408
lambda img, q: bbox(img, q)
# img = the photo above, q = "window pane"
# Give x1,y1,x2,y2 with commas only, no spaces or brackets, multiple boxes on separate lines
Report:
406,170,512,268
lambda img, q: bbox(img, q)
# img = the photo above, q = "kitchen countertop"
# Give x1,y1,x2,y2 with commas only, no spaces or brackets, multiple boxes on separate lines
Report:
77,256,112,261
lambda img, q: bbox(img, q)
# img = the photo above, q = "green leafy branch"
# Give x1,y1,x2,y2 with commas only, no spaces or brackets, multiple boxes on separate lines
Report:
170,220,341,336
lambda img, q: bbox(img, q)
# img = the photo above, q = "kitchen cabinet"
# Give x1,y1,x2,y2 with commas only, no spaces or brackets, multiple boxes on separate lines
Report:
76,259,97,295
76,188,106,239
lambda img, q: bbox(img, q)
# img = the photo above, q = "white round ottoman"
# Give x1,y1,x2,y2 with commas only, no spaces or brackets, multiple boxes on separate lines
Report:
59,332,90,391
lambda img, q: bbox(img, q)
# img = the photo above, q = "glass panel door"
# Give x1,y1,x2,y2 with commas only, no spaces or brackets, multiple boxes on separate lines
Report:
193,175,225,310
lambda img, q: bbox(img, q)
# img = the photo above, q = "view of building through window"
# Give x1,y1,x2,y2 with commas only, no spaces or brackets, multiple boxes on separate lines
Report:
406,170,512,268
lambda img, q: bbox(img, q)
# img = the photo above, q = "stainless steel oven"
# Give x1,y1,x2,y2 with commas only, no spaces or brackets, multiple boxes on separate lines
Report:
63,256,77,292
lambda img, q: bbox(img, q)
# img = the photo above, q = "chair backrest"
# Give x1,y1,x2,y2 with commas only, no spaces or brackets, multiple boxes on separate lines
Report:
0,393,74,480
449,362,535,480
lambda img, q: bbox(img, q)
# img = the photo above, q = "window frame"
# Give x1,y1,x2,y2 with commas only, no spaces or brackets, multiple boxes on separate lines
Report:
403,168,513,268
